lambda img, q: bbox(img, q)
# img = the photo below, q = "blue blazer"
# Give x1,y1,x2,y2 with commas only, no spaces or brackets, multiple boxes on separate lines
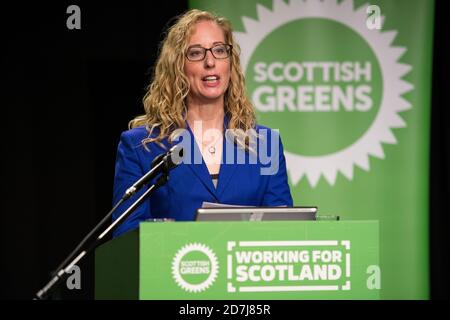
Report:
112,122,293,237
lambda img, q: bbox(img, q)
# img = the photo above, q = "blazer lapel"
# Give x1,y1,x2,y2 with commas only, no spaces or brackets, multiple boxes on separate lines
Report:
216,132,239,198
184,125,218,198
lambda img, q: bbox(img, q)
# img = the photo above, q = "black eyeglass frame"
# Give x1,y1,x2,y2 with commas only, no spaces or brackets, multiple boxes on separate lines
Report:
185,44,233,61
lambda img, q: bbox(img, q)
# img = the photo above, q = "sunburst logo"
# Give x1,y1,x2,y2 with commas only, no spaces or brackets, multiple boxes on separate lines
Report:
235,0,413,187
172,243,219,293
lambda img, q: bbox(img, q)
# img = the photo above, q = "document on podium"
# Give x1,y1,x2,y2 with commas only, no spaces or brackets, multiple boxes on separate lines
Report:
201,201,252,208
197,203,316,221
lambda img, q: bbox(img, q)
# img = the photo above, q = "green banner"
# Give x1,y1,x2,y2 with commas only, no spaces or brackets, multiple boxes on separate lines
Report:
96,221,380,299
189,0,434,299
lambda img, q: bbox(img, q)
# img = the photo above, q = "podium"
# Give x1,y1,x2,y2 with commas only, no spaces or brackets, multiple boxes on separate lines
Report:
95,220,379,299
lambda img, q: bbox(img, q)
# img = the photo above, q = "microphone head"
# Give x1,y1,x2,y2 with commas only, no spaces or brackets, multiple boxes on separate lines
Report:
167,144,184,168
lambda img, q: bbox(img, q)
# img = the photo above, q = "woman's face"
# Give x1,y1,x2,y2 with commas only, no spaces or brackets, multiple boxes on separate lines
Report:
184,20,231,105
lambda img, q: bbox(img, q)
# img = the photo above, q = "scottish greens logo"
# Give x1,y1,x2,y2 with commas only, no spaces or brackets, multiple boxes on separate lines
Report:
235,0,413,187
172,243,219,293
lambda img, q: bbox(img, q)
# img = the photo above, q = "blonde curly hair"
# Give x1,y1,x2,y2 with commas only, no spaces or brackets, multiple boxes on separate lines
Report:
129,9,257,150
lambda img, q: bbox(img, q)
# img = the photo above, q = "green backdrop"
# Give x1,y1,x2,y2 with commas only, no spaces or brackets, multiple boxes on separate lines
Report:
189,0,434,299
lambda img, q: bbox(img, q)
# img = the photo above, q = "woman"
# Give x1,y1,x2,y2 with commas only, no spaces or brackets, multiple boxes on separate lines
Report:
112,9,293,237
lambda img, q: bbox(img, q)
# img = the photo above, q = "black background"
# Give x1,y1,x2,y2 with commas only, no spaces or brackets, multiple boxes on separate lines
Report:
1,0,448,300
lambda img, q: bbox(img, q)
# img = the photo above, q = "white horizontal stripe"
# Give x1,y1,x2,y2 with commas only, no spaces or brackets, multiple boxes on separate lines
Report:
238,241,338,247
239,285,339,292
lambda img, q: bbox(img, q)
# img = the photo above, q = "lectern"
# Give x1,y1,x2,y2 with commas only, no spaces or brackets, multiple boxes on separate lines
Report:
95,220,379,299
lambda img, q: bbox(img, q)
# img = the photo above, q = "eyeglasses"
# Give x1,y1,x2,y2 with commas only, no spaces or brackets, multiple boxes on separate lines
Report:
186,44,233,61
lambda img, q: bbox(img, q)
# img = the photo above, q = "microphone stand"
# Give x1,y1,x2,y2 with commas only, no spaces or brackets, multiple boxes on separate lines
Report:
35,158,171,300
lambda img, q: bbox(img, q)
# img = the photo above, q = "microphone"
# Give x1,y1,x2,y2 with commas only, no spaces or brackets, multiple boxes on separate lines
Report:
122,144,184,200
34,144,183,300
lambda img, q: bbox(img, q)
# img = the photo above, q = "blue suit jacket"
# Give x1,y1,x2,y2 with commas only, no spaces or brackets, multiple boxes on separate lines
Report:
112,122,293,237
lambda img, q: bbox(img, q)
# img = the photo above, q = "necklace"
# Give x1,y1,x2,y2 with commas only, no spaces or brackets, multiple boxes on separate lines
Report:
201,134,222,156
208,145,216,155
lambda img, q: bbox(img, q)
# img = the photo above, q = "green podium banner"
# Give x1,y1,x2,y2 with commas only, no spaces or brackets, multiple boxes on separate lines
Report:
96,221,379,299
